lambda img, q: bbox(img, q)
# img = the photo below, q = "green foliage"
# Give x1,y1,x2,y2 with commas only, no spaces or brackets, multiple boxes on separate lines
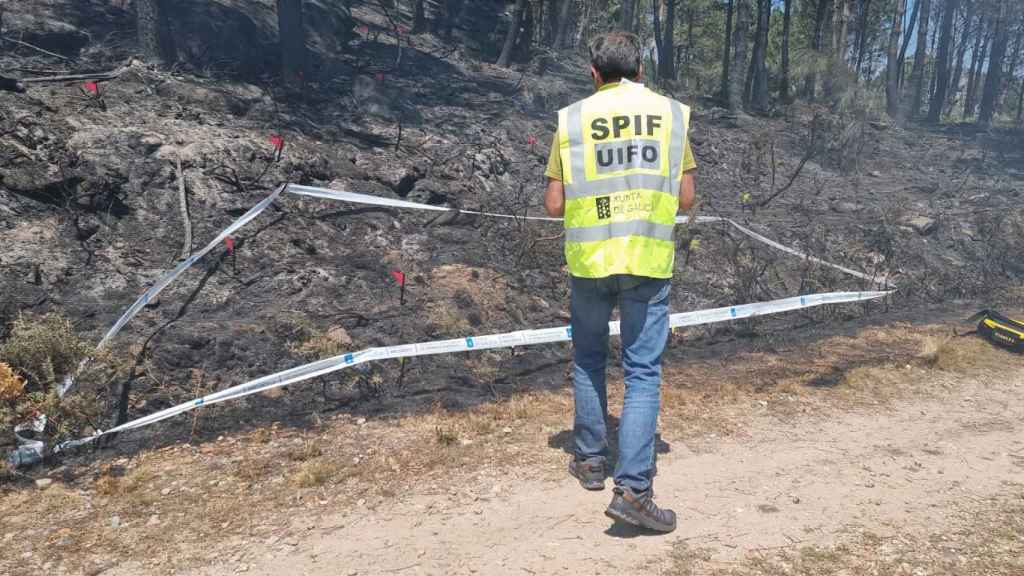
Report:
0,313,126,445
0,314,91,393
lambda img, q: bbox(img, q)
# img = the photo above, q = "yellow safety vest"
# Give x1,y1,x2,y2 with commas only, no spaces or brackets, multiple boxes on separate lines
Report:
558,79,690,279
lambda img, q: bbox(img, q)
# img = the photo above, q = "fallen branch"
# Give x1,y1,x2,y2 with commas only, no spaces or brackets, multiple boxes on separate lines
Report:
20,67,126,84
176,154,193,259
2,36,71,61
757,147,816,208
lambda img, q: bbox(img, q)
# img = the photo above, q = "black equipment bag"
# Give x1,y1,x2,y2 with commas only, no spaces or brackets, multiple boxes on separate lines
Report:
967,310,1024,353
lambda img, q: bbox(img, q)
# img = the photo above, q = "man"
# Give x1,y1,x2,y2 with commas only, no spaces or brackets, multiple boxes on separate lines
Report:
543,32,696,533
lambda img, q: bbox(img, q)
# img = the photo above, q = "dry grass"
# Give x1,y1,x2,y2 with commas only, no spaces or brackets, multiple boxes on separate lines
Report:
424,264,507,336
2,316,1017,575
668,492,1024,576
434,424,459,446
290,325,354,359
291,459,339,488
920,334,1017,373
0,362,26,402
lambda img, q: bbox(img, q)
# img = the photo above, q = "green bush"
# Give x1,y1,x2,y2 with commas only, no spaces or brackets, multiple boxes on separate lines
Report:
0,313,123,446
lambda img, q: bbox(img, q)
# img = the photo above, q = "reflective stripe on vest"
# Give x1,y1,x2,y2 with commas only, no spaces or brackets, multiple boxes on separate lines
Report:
558,81,690,279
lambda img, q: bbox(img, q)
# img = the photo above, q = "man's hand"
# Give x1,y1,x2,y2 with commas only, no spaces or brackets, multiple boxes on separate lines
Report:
679,171,696,213
545,178,565,218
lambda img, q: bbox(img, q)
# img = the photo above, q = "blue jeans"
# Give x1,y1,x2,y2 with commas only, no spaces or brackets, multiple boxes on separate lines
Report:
571,274,670,494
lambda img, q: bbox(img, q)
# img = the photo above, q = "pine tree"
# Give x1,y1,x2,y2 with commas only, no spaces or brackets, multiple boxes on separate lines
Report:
498,0,528,67
730,0,751,111
978,0,1010,126
781,0,794,102
277,0,306,84
908,0,933,118
886,0,907,117
928,0,960,123
137,0,176,64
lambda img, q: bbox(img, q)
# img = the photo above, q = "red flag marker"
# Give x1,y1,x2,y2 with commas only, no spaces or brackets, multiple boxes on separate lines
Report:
527,135,537,146
269,134,285,152
375,72,385,82
83,81,99,95
225,237,235,255
397,26,408,36
391,270,407,305
358,25,369,34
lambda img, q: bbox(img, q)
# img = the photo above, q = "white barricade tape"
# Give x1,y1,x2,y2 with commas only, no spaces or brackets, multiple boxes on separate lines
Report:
286,185,892,287
55,289,889,453
56,184,288,397
54,182,893,401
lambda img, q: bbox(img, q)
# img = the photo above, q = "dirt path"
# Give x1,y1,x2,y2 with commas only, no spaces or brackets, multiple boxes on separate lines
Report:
101,361,1024,576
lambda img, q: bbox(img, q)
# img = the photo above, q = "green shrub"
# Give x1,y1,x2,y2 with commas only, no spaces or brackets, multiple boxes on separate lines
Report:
0,313,125,446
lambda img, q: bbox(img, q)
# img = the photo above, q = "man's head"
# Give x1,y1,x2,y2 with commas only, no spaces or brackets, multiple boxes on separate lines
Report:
588,32,643,87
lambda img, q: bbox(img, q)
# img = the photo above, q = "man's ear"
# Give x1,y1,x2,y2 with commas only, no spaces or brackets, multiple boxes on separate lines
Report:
590,65,603,86
635,63,645,82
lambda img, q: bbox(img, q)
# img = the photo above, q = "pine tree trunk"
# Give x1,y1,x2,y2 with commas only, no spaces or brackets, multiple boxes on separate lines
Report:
432,0,461,39
497,0,527,67
660,0,676,82
928,6,941,101
750,0,770,112
964,18,990,119
516,0,534,62
620,0,636,31
653,0,664,83
885,0,906,117
684,7,694,90
928,0,960,123
781,0,793,102
1016,79,1024,126
947,5,974,116
805,0,830,100
978,0,1010,127
553,0,573,49
137,0,176,65
544,0,556,44
896,0,920,90
822,0,839,98
721,0,735,105
836,0,850,66
855,0,874,76
277,0,305,84
412,0,426,33
998,23,1023,108
576,0,592,48
730,0,750,111
908,0,932,118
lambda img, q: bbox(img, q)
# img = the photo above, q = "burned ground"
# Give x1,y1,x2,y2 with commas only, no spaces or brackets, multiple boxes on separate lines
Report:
0,0,1022,490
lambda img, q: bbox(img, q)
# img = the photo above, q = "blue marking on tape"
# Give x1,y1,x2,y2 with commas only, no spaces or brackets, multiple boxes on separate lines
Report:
465,337,475,349
800,296,806,306
566,327,573,338
194,398,204,407
730,307,737,318
344,354,354,364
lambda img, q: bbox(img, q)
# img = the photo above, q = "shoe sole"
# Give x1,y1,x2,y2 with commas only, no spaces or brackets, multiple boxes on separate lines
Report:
568,464,605,491
604,504,676,533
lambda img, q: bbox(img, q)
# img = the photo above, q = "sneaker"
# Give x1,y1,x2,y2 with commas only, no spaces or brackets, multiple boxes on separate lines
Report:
568,456,606,491
604,486,677,533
